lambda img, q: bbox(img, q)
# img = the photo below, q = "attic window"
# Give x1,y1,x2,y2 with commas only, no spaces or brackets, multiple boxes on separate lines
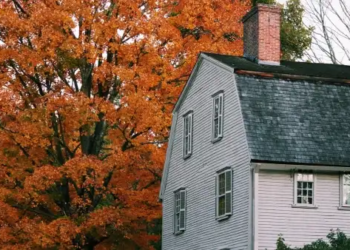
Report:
183,111,193,158
212,92,224,142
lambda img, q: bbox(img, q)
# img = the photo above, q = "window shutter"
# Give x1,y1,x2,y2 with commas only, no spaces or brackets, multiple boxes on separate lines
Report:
218,94,223,137
225,170,232,214
173,192,177,233
215,175,218,217
188,114,192,154
179,190,186,230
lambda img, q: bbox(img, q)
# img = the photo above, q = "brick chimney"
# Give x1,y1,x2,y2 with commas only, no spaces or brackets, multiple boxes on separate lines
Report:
242,4,281,65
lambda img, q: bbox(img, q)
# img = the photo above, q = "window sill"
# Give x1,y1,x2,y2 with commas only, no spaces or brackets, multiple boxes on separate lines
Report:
211,136,223,144
174,230,185,236
338,206,350,211
183,154,192,160
216,215,231,221
291,204,318,209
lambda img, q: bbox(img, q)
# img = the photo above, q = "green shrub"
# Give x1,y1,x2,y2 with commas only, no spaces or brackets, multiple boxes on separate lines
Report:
276,230,350,250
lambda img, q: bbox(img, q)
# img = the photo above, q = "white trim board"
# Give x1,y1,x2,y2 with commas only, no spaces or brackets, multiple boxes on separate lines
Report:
252,162,350,172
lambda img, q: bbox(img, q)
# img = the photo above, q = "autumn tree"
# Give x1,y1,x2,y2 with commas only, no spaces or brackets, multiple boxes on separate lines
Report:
0,0,250,249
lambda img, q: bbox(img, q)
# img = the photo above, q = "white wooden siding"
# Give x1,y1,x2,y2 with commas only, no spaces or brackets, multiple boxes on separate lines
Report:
258,170,350,250
162,59,251,250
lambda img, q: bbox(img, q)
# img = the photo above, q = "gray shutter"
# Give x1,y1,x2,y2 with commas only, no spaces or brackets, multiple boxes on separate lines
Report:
225,170,232,214
173,192,176,233
179,190,186,230
189,113,193,154
215,175,218,217
219,94,223,137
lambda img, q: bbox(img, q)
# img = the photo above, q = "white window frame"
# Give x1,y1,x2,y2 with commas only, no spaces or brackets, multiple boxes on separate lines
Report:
174,188,186,234
212,92,224,142
340,174,350,207
183,112,193,158
216,168,232,219
293,173,317,208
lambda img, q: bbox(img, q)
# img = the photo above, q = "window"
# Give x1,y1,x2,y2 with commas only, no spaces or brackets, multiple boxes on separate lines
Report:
212,92,224,141
183,112,193,158
216,168,232,218
294,173,315,206
174,189,186,234
341,174,350,206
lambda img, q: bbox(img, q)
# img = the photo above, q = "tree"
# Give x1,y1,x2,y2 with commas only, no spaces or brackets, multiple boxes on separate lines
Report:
254,0,313,61
304,0,350,64
0,0,250,249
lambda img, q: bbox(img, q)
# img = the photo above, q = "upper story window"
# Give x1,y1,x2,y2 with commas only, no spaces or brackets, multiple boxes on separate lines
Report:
183,112,193,158
216,168,232,219
341,174,350,206
294,173,315,206
212,92,224,141
174,189,186,234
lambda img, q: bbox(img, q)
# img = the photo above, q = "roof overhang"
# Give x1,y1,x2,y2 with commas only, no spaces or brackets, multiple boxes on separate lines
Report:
252,162,350,172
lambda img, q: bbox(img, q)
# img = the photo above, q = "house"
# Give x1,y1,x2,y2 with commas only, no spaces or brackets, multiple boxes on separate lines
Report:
159,4,350,250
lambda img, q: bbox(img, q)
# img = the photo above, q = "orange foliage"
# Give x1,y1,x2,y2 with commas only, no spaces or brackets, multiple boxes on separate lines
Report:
0,0,249,248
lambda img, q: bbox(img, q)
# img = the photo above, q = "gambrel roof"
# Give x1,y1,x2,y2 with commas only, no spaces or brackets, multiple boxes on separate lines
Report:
159,53,350,200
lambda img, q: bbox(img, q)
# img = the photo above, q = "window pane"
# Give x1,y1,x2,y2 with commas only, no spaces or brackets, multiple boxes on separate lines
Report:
219,173,225,195
225,192,231,214
180,211,185,229
225,171,231,191
297,173,303,181
344,184,350,205
214,119,219,138
180,191,185,209
345,175,350,184
218,196,225,216
308,197,313,204
303,182,307,189
297,197,301,203
214,98,219,118
218,116,222,136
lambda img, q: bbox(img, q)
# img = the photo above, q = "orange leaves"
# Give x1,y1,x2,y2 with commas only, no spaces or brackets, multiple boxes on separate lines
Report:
0,0,250,248
24,165,62,193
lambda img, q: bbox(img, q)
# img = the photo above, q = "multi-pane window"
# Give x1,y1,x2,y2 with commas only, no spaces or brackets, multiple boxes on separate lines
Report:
342,174,350,206
295,173,314,205
212,93,224,141
183,112,193,158
174,189,186,234
216,169,232,218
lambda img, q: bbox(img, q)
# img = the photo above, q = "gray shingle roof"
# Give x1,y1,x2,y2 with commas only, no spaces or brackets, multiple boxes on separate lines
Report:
236,75,350,166
204,52,350,80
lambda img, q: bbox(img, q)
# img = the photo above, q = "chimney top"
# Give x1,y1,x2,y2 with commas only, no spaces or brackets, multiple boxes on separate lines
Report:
242,4,282,65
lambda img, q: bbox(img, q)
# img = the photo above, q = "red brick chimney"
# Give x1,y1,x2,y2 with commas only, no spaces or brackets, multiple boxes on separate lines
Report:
242,4,281,65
